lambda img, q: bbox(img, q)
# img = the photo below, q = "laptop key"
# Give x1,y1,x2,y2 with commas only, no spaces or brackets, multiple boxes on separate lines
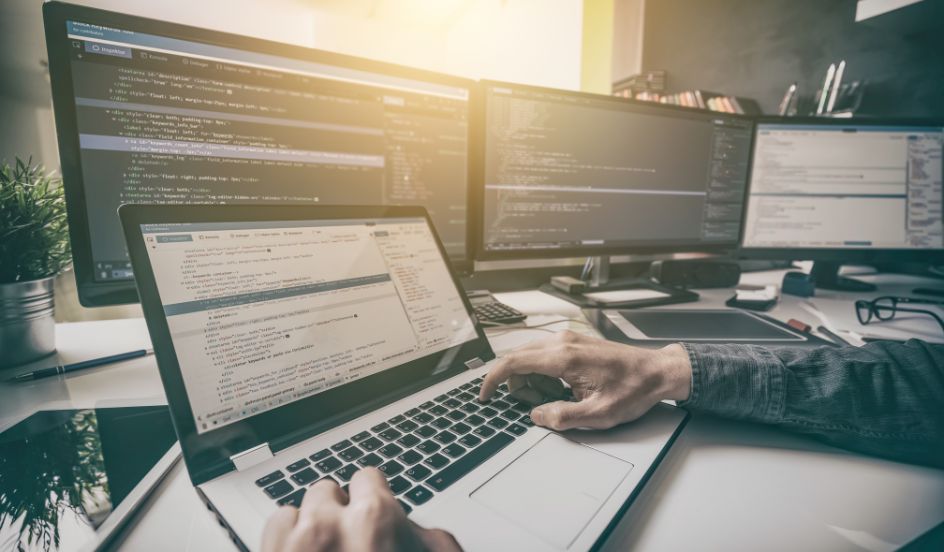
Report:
460,403,480,413
506,423,527,436
426,433,515,492
479,407,498,418
379,460,404,477
339,446,364,462
413,412,434,424
398,449,423,465
357,453,384,467
431,417,452,429
442,443,466,458
388,475,412,495
398,499,413,514
291,467,319,486
434,394,449,402
405,486,434,506
406,464,432,482
379,428,403,441
331,439,352,452
419,401,436,410
471,377,483,384
450,422,471,435
371,422,390,432
458,434,481,448
491,400,511,411
443,398,461,408
460,383,473,390
423,453,450,470
447,388,461,396
335,464,360,482
416,440,441,455
433,431,457,444
360,437,383,451
501,410,521,421
414,425,437,438
446,410,466,421
397,420,419,432
310,449,331,462
429,405,448,416
397,434,421,448
277,489,306,507
379,443,404,458
465,414,486,426
287,458,310,472
388,414,406,424
519,415,534,427
352,431,371,442
315,457,342,473
457,392,475,402
264,479,294,499
473,426,496,438
255,470,284,487
487,417,509,429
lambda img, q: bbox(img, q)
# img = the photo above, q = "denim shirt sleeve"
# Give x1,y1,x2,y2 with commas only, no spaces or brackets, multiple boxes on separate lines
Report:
677,340,944,468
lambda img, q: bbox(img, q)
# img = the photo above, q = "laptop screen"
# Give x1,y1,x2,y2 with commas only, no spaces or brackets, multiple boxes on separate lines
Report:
140,217,478,434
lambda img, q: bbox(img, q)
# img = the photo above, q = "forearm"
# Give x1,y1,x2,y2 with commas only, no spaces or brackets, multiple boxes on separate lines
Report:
677,340,944,468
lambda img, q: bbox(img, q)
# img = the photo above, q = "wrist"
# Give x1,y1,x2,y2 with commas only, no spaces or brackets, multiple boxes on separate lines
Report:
656,343,692,402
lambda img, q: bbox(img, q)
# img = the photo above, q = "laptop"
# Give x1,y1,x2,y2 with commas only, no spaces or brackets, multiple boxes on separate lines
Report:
118,204,688,551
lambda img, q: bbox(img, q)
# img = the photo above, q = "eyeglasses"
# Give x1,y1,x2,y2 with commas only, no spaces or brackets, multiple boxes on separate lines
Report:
855,296,944,334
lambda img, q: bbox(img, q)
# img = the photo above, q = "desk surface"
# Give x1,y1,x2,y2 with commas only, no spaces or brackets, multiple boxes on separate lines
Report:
1,269,943,551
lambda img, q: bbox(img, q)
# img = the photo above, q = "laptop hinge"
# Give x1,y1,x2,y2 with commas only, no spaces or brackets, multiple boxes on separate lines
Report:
464,357,485,370
230,443,273,472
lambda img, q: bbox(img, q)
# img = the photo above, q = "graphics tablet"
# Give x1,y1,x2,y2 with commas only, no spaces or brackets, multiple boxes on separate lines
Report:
0,406,180,552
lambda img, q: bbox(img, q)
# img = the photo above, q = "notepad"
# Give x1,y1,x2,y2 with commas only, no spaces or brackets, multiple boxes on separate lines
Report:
582,289,670,304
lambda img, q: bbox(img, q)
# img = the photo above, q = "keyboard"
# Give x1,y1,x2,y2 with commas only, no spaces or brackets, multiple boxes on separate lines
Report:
254,376,533,513
472,301,527,325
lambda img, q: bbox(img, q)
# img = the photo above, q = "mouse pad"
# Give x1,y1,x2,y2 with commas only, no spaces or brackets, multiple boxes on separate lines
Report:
470,434,633,549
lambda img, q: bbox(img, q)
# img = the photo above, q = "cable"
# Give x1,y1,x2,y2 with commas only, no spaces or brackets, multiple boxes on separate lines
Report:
484,317,592,338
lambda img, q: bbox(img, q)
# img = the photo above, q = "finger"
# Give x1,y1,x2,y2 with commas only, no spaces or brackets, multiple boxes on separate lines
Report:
480,348,565,401
530,399,612,431
261,506,298,552
347,467,395,505
300,477,347,517
414,525,463,552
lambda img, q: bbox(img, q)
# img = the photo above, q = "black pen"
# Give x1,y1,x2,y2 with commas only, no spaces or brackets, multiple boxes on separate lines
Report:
9,349,154,382
816,325,852,346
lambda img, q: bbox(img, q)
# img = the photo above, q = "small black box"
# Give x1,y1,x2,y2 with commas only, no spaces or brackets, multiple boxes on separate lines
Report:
649,260,741,289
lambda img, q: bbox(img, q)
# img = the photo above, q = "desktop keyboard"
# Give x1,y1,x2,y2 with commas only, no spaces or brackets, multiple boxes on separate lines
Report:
254,377,533,513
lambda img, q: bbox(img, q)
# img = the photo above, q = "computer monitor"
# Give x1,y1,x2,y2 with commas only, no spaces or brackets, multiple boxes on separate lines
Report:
741,118,944,290
43,2,475,306
473,81,755,273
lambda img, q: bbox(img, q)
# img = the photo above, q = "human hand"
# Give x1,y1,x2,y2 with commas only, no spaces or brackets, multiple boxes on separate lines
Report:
262,468,461,552
479,331,692,431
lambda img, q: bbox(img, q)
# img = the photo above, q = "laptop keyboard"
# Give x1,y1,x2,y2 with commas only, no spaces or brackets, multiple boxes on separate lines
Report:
254,377,534,513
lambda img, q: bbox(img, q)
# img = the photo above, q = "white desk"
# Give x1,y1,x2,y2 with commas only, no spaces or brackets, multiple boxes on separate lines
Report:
2,269,943,551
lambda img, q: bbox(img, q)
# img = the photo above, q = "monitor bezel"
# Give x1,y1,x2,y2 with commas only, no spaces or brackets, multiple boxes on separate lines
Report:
118,203,494,486
737,116,944,264
471,79,754,262
43,1,477,307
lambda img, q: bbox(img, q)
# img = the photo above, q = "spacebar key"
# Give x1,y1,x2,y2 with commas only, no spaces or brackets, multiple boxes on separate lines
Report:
426,432,514,492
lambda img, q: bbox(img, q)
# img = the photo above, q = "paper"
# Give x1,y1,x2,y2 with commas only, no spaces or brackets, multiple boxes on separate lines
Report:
583,289,670,304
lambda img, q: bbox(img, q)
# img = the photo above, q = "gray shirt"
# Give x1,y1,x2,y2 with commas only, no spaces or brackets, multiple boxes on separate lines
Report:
679,340,944,469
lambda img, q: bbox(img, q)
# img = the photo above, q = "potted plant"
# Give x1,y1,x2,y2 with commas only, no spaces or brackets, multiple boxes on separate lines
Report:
0,157,71,369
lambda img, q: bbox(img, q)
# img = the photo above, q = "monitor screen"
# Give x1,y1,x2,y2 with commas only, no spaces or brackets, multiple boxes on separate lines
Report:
140,217,477,434
45,5,472,305
478,83,754,258
742,123,944,250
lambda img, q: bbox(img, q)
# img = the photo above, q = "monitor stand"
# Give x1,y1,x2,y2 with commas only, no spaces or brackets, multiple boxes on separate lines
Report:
810,261,877,292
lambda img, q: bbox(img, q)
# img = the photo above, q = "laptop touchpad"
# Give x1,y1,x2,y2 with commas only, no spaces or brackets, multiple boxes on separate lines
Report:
470,433,633,549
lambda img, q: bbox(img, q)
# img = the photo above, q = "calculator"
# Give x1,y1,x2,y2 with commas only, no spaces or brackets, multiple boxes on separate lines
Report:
466,290,527,325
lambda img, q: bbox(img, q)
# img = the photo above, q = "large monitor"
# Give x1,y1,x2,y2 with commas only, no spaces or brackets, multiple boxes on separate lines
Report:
43,2,474,306
741,119,944,290
474,81,755,261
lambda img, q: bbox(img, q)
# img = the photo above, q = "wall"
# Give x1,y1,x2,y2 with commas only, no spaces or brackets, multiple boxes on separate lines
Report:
581,0,614,93
308,0,584,90
640,0,944,116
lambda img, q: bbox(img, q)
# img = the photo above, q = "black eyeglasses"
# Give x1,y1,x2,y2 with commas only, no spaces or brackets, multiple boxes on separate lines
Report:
855,296,944,334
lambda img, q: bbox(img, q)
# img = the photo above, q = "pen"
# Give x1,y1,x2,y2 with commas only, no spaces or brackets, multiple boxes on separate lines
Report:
826,60,845,113
817,63,835,115
816,325,852,346
9,348,154,382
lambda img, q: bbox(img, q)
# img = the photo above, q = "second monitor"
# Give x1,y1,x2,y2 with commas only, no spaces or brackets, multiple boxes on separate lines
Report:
476,81,755,261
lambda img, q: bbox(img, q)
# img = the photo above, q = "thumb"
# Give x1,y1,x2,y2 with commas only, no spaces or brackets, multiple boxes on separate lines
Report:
530,398,611,431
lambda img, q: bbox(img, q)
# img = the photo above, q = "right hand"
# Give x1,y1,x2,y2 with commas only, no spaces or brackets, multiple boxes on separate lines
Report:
478,331,692,431
262,468,461,552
